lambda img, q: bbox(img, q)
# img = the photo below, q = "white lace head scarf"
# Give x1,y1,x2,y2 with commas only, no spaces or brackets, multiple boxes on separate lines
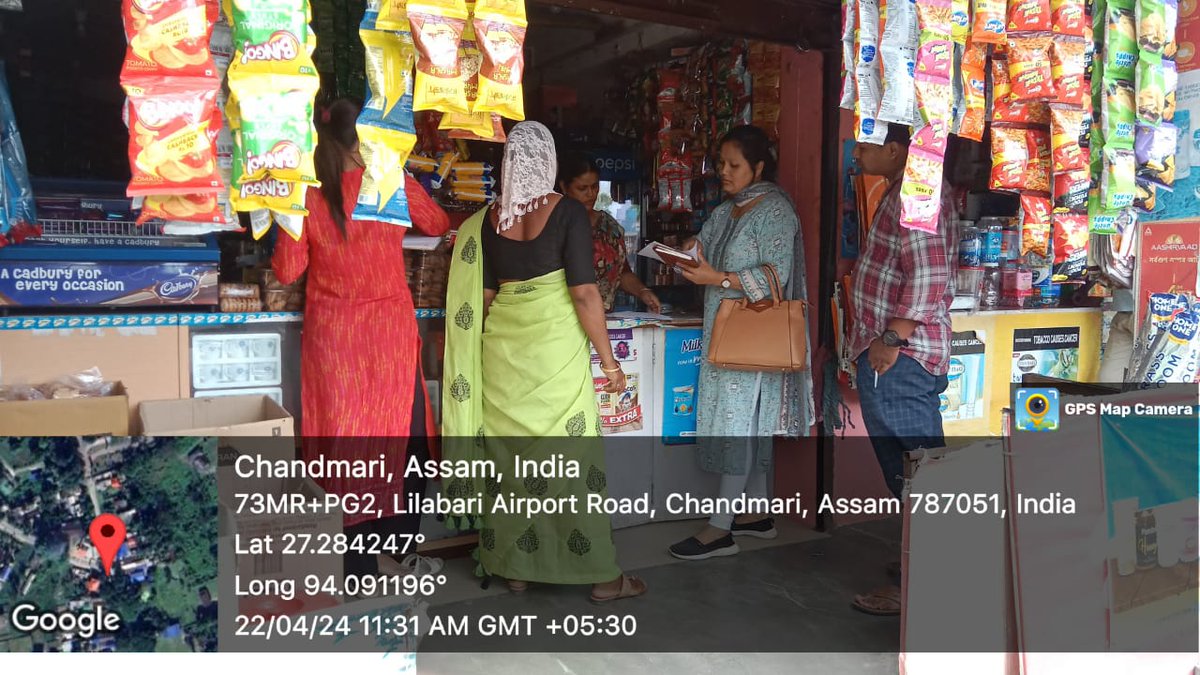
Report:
496,121,558,232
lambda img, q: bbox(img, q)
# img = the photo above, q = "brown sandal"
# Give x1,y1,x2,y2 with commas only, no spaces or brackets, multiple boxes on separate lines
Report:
589,575,647,605
852,585,901,616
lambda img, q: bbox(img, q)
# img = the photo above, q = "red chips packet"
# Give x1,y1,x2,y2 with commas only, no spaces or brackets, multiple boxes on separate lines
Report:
1020,192,1053,256
125,79,223,197
1008,0,1053,32
1008,35,1056,101
121,0,217,80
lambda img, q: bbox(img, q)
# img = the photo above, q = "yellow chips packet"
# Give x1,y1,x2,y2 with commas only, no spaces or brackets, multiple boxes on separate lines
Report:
472,0,526,120
355,125,419,226
408,0,471,114
376,0,412,31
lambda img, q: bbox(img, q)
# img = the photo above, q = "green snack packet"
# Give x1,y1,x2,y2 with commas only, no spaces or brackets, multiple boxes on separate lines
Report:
1102,75,1136,146
1088,188,1120,233
232,81,320,185
1135,53,1165,126
1101,146,1136,209
1105,7,1138,80
1136,0,1167,56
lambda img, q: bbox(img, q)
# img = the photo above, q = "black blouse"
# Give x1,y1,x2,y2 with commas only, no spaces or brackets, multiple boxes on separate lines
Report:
482,197,597,290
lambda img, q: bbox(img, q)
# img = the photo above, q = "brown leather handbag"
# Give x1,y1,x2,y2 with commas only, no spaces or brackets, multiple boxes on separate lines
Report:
708,265,808,372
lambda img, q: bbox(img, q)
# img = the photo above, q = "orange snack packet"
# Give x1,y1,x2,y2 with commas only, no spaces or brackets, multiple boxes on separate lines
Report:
125,79,223,197
121,0,217,80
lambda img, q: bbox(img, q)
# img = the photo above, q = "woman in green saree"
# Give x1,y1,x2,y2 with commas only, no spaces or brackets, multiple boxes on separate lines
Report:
442,121,646,603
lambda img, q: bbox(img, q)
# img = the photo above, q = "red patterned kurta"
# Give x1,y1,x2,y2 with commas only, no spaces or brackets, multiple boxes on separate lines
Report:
273,169,450,526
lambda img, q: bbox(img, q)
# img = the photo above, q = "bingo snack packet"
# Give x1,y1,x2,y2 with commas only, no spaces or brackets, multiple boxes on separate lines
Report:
973,0,1008,43
1020,192,1054,255
232,81,320,185
1052,0,1089,35
353,126,416,226
1052,213,1089,281
473,0,527,120
959,41,988,140
125,81,223,196
1008,35,1056,101
1009,0,1054,32
408,0,470,114
121,0,217,80
226,0,317,79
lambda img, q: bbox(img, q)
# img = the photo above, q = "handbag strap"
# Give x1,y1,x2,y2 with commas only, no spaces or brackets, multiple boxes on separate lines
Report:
762,264,784,304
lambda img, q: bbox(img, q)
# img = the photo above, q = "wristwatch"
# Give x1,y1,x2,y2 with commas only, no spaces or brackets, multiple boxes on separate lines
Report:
720,273,732,289
881,329,910,348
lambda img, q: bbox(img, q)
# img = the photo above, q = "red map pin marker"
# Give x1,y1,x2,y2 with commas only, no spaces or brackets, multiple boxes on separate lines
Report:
89,514,126,577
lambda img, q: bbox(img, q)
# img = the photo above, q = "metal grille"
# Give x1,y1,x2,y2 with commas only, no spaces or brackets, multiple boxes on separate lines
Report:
37,219,170,238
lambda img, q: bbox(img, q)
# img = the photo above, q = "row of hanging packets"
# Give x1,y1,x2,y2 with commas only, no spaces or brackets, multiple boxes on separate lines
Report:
899,0,954,233
353,0,419,227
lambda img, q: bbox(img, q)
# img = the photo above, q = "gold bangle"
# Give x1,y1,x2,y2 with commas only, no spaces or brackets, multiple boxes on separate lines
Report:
600,364,622,374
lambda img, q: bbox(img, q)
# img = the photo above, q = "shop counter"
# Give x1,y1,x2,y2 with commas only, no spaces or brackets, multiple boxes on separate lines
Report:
944,307,1104,436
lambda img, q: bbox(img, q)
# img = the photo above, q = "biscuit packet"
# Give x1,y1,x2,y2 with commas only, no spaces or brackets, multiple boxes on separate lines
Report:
473,0,528,120
408,0,471,114
125,80,223,197
121,0,217,81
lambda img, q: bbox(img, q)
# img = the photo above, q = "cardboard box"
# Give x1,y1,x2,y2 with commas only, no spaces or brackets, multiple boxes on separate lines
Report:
0,383,130,436
138,394,295,498
138,395,293,437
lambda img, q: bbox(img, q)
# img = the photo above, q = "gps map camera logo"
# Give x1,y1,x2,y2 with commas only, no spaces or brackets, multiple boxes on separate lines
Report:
1015,388,1060,432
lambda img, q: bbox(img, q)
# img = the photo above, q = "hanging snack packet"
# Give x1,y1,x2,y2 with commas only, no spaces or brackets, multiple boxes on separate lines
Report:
1102,76,1137,146
1105,7,1139,80
125,81,223,197
1051,105,1089,170
1052,212,1089,281
1008,35,1056,101
953,0,972,44
232,81,320,185
1051,38,1089,106
959,41,988,140
121,0,217,80
899,140,947,233
1135,54,1166,125
1088,188,1128,233
1054,167,1091,211
915,0,955,132
856,0,889,144
991,126,1053,191
840,0,857,109
137,193,225,225
409,0,470,114
1135,121,1177,187
227,0,317,78
359,26,418,134
879,0,919,125
1163,0,1179,59
353,126,416,226
1139,309,1200,387
973,0,1008,43
1136,0,1168,55
1101,145,1137,208
474,0,528,120
993,61,1054,123
1009,0,1054,32
234,175,308,216
1163,58,1177,122
1020,192,1054,255
1052,0,1088,35
1134,178,1158,209
376,0,412,31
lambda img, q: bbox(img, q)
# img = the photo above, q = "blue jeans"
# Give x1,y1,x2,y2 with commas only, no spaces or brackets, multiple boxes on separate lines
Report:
855,352,948,498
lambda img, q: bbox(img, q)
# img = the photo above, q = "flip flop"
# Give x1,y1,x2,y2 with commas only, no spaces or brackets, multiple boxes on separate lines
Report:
589,575,647,605
852,585,901,616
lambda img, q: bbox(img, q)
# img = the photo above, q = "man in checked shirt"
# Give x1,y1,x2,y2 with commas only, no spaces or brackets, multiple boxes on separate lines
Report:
849,123,958,616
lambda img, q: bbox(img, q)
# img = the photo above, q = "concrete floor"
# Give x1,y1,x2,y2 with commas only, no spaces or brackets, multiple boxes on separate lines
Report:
417,518,904,674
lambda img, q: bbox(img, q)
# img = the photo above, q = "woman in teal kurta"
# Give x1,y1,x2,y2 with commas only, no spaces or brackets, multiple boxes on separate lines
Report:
670,125,815,561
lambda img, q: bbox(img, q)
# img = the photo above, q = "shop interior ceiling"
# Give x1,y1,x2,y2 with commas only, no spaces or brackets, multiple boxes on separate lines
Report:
529,0,840,52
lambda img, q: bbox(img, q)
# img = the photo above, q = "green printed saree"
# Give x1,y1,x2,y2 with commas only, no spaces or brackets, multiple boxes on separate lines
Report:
441,208,620,584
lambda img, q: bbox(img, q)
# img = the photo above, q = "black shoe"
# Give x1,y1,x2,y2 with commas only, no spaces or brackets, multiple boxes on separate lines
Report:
669,534,740,561
730,517,778,539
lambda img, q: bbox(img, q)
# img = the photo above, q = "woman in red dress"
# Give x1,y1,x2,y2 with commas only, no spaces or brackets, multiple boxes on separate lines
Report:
273,99,450,577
